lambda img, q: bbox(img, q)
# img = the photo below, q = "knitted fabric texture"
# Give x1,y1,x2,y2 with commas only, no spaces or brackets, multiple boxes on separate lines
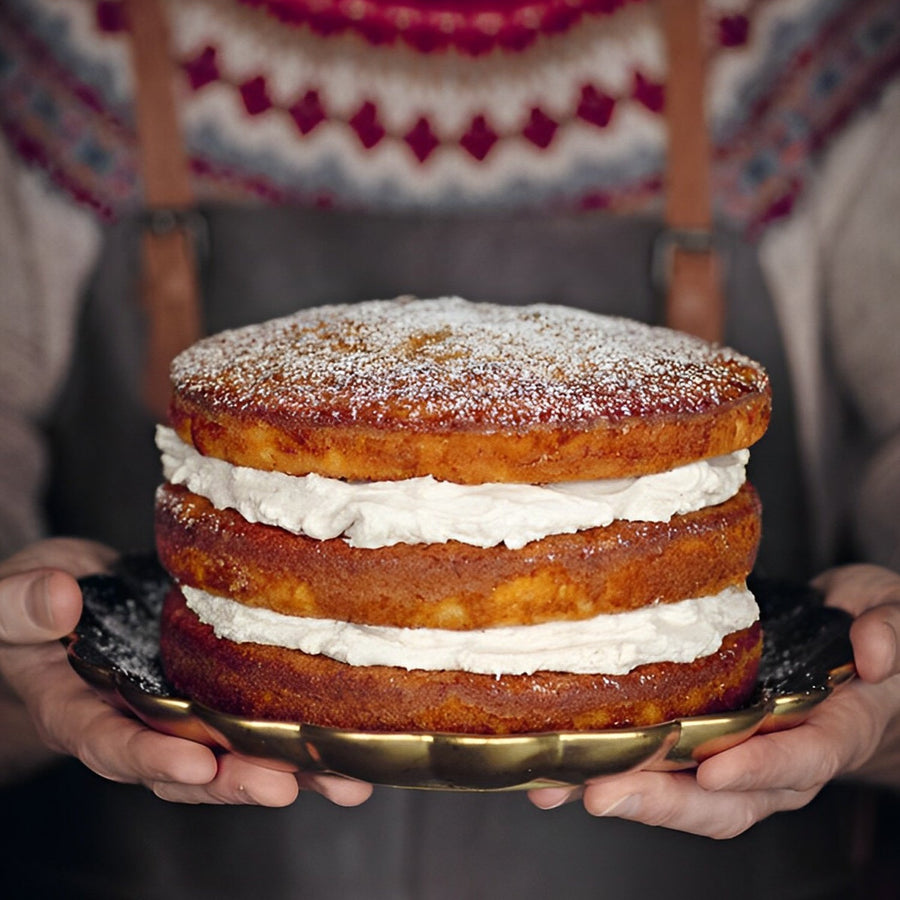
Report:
1,0,898,232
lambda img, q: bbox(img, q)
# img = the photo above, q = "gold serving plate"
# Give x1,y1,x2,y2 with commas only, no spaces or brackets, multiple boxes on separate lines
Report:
66,557,856,792
67,647,854,791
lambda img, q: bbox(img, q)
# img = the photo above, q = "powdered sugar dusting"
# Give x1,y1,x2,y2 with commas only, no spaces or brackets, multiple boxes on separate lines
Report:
171,298,768,430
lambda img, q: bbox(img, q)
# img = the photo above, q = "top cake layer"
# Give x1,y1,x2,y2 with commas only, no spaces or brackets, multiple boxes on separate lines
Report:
169,298,771,483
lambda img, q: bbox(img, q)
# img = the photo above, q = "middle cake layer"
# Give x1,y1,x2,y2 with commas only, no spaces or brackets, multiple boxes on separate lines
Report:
155,482,761,630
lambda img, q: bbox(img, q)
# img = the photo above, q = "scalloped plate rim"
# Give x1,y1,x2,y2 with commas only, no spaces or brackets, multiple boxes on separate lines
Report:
63,626,854,791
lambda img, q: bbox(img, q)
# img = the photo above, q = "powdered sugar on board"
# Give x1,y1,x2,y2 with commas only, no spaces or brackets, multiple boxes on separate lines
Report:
170,297,769,430
73,555,171,695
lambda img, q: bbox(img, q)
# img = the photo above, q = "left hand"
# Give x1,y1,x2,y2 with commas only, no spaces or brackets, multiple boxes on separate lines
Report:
528,564,900,838
0,539,373,807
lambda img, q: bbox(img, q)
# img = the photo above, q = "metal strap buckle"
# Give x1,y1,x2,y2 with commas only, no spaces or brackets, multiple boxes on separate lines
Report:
651,226,715,294
139,207,209,261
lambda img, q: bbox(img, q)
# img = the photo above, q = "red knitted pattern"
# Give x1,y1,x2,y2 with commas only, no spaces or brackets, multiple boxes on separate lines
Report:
235,0,645,55
3,0,898,232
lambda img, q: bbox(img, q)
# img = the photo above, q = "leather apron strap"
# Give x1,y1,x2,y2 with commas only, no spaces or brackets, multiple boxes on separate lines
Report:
123,0,722,409
124,0,203,420
656,0,725,341
658,0,724,343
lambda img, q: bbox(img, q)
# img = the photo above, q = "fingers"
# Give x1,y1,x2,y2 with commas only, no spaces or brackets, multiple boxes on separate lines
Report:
703,675,897,791
0,540,374,808
530,667,900,837
813,564,900,683
151,754,300,806
36,665,357,806
696,724,843,795
529,785,583,810
0,537,117,581
4,637,212,779
0,537,117,645
814,563,900,616
531,769,817,840
531,766,820,840
63,692,220,787
3,619,370,807
0,569,83,643
150,760,375,807
851,605,900,682
579,770,818,840
8,638,359,807
298,773,374,807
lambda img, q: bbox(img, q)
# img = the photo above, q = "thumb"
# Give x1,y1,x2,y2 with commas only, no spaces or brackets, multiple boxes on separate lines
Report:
0,569,83,644
851,603,900,683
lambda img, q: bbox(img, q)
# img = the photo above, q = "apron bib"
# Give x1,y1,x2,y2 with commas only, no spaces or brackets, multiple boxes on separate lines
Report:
11,205,854,900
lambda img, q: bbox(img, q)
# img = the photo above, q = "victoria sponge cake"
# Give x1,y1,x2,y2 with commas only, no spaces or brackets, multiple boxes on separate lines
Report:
155,297,770,734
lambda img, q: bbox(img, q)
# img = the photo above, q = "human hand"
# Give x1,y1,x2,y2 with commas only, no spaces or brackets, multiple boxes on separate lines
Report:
0,538,373,807
528,564,900,837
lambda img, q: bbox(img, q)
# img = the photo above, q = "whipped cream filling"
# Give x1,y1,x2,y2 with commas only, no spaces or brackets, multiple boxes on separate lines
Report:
181,584,759,676
157,426,748,549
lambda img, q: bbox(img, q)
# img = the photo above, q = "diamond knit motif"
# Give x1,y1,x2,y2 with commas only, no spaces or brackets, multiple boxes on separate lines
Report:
404,117,440,163
460,115,499,161
2,0,895,232
289,90,327,135
184,46,219,91
577,85,616,129
349,101,386,149
239,76,273,115
523,108,558,149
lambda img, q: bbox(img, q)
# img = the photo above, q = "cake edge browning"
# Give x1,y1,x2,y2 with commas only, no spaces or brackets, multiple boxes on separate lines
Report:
169,393,771,483
159,587,762,734
158,301,771,734
155,482,762,628
167,298,772,484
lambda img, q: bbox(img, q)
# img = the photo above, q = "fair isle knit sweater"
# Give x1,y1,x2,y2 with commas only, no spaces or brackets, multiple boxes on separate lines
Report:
1,0,899,567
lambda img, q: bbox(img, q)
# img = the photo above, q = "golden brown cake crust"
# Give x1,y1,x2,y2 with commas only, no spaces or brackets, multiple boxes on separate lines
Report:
158,299,770,734
159,587,763,734
155,482,762,629
168,299,771,483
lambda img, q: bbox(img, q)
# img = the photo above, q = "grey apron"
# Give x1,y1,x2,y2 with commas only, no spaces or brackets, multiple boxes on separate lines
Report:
5,207,864,899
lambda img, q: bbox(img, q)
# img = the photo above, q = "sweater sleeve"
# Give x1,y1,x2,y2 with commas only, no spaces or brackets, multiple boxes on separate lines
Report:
0,141,101,558
758,81,900,572
824,85,900,571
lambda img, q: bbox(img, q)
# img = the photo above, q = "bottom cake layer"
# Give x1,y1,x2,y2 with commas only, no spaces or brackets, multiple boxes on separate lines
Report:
160,587,763,734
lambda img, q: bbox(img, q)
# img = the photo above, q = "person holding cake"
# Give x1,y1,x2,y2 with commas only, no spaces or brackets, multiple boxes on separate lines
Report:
1,0,900,897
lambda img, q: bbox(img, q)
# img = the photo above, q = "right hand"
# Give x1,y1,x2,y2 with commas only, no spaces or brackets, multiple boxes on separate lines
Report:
0,538,372,807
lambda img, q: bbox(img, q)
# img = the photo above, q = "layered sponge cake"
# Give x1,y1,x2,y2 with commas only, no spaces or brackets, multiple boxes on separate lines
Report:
156,297,770,734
